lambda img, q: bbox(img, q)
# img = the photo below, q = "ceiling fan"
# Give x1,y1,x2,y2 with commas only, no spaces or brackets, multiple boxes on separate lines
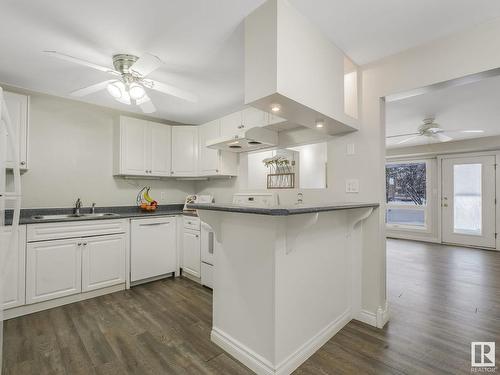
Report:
44,51,198,113
386,117,484,145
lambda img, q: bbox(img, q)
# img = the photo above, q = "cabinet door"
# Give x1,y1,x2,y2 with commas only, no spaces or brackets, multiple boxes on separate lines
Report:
120,117,148,175
182,229,201,278
220,111,243,138
26,239,81,304
1,225,26,309
82,234,126,292
241,107,267,129
171,126,198,176
131,217,177,282
198,120,220,175
150,122,172,176
4,92,29,169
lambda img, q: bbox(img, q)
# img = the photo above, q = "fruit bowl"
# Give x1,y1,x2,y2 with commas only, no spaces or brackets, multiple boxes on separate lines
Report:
137,186,158,212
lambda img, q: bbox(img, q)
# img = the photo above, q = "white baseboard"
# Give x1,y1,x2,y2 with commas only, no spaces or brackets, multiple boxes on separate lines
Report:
4,284,125,320
355,302,390,329
211,309,351,375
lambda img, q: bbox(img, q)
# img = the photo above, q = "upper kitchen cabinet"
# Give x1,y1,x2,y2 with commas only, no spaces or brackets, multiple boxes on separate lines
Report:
198,120,237,176
219,107,274,139
171,126,198,176
244,0,359,135
114,116,172,177
4,91,29,169
220,111,243,139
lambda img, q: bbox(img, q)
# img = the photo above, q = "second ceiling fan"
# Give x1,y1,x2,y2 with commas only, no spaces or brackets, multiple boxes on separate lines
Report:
44,51,198,113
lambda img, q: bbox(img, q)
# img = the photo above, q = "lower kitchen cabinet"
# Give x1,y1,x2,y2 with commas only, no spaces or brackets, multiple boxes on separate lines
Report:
182,229,201,278
82,234,126,292
26,238,82,304
1,225,26,309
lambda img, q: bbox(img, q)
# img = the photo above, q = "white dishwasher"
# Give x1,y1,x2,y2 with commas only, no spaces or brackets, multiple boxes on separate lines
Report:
130,217,177,284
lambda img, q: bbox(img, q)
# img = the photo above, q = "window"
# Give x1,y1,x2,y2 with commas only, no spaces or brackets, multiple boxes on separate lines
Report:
386,161,428,228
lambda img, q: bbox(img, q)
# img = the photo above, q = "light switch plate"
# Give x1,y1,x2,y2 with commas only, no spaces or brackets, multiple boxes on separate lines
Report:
345,179,359,193
346,143,355,155
160,192,167,201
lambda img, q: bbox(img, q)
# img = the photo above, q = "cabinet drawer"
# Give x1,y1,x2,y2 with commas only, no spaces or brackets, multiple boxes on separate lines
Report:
27,219,127,242
183,216,200,230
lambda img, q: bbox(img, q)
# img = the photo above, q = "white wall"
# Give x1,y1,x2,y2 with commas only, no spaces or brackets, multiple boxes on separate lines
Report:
5,87,196,208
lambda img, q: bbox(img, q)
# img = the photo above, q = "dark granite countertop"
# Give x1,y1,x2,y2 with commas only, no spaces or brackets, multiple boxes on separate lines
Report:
187,202,379,216
5,204,198,225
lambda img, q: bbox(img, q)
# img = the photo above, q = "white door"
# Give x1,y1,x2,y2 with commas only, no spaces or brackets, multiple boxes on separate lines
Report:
198,120,220,175
1,225,26,309
26,238,82,304
150,122,172,176
131,217,177,282
442,155,496,248
120,117,148,175
4,92,28,169
182,229,201,278
172,126,198,176
82,234,126,292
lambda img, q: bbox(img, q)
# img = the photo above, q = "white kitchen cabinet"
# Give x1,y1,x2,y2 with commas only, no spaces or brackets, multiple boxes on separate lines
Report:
26,238,82,304
1,225,26,309
241,107,267,129
171,126,198,176
220,111,243,138
131,217,177,282
198,120,238,176
82,234,126,292
150,122,172,176
115,116,172,177
4,91,29,169
182,229,201,278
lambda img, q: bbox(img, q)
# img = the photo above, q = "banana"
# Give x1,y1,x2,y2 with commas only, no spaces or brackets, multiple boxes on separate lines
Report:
143,187,154,203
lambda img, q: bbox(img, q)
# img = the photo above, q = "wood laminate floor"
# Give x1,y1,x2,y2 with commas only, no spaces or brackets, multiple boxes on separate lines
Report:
3,239,500,374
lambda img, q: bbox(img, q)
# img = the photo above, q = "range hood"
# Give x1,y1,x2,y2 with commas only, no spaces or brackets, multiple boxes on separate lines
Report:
206,127,278,152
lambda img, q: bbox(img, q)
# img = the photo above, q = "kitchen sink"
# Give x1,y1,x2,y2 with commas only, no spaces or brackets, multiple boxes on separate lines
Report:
31,213,120,220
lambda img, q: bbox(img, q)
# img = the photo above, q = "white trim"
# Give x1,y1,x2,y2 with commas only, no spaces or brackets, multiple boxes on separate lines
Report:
211,309,352,375
355,302,390,329
386,234,440,244
3,284,125,320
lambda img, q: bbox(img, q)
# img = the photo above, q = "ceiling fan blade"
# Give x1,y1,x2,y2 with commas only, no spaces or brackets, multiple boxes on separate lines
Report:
44,50,120,76
434,133,453,142
386,132,419,139
137,94,156,114
70,80,115,97
444,129,485,134
130,53,163,77
142,79,198,103
395,135,420,145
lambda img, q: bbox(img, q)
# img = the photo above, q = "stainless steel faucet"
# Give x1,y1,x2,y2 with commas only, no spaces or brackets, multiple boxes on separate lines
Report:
74,198,82,216
91,202,96,214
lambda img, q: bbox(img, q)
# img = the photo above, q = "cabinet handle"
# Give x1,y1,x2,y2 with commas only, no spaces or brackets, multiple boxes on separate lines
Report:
139,222,169,226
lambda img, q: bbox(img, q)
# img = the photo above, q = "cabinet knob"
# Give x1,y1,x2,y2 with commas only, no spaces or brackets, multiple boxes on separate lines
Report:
20,161,26,166
195,234,199,238
77,243,82,246
237,124,245,129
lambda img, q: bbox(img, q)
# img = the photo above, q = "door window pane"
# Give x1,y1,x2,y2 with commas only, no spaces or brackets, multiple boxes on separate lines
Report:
453,164,481,235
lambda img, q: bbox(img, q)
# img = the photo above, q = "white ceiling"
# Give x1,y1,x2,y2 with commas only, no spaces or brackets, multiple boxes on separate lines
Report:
386,74,500,148
2,0,500,124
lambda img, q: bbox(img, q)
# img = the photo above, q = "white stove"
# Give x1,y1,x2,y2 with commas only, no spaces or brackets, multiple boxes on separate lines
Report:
232,193,279,207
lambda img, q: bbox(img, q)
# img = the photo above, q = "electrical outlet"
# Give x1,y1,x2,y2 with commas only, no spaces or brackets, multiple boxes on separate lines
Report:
160,192,167,201
345,179,359,193
346,143,355,155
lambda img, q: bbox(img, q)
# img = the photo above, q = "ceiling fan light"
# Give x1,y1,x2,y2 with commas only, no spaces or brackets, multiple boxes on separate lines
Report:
107,81,124,99
129,83,146,100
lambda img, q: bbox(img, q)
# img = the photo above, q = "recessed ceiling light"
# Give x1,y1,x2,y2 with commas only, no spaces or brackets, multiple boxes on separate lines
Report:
460,130,484,133
315,120,325,128
271,104,281,112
